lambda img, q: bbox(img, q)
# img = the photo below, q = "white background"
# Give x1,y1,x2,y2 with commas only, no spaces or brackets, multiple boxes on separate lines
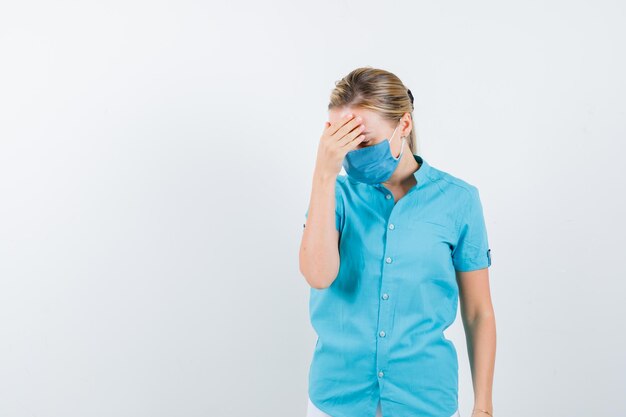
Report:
1,1,625,416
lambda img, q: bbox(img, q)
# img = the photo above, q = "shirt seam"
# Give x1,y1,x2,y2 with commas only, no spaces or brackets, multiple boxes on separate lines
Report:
425,171,475,239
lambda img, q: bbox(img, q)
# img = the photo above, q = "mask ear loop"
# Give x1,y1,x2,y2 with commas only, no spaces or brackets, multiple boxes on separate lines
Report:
388,123,400,145
389,121,405,160
394,137,406,160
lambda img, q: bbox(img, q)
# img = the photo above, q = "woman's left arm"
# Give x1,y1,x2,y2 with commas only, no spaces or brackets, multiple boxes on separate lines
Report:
457,267,496,417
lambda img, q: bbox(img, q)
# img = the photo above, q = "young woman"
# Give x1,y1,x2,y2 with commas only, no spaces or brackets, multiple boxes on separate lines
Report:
300,67,496,417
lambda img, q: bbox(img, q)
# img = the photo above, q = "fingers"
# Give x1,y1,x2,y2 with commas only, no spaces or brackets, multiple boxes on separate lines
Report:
322,113,367,153
325,113,362,140
337,122,365,148
325,113,352,136
341,130,367,151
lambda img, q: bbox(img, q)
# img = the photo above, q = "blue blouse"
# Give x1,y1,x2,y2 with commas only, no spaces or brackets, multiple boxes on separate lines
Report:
303,154,492,417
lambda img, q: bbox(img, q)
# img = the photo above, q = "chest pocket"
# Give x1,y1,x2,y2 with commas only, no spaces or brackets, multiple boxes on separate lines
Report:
407,217,455,243
402,217,456,273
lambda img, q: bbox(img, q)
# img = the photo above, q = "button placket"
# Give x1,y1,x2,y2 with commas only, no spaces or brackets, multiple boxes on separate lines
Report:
378,208,399,386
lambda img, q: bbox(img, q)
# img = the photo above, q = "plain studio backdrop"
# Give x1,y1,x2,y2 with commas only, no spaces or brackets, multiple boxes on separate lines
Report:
1,1,625,416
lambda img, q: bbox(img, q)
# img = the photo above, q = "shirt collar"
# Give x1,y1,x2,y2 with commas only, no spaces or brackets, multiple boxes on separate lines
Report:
412,154,431,186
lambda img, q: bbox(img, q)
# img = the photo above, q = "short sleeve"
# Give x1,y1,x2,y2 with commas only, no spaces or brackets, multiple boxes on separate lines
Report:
303,181,344,233
451,186,492,272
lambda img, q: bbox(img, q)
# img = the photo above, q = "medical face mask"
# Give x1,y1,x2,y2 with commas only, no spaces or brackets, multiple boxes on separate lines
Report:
342,120,406,184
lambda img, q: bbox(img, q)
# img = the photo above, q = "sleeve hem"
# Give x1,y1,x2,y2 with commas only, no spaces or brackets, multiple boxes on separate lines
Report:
453,249,491,272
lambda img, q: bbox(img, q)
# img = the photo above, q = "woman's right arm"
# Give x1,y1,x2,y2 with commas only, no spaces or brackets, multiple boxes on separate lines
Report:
299,112,365,289
299,172,341,289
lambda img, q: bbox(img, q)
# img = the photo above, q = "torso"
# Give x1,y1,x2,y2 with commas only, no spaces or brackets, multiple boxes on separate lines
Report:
307,155,490,417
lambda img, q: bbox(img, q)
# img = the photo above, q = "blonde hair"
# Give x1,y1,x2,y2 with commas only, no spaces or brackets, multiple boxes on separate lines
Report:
328,66,418,153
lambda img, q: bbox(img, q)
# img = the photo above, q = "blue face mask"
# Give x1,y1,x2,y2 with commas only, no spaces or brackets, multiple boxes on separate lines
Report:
342,120,406,184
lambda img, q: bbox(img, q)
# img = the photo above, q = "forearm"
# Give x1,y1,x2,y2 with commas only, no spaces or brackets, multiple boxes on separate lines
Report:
464,312,496,414
299,171,340,289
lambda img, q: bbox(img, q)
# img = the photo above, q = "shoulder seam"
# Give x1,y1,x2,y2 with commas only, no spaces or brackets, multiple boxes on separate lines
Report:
426,169,478,237
427,168,476,194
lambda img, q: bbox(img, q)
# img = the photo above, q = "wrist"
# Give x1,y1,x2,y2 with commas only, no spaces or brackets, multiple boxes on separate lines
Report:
472,407,493,417
312,170,337,185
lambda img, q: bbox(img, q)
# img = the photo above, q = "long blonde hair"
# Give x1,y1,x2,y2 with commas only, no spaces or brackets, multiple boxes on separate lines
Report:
328,67,418,153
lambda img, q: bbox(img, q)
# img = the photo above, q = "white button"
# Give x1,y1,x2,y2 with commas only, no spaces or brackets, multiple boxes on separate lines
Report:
379,331,386,337
385,257,392,264
378,371,384,378
388,223,395,230
382,293,389,300
385,194,392,199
